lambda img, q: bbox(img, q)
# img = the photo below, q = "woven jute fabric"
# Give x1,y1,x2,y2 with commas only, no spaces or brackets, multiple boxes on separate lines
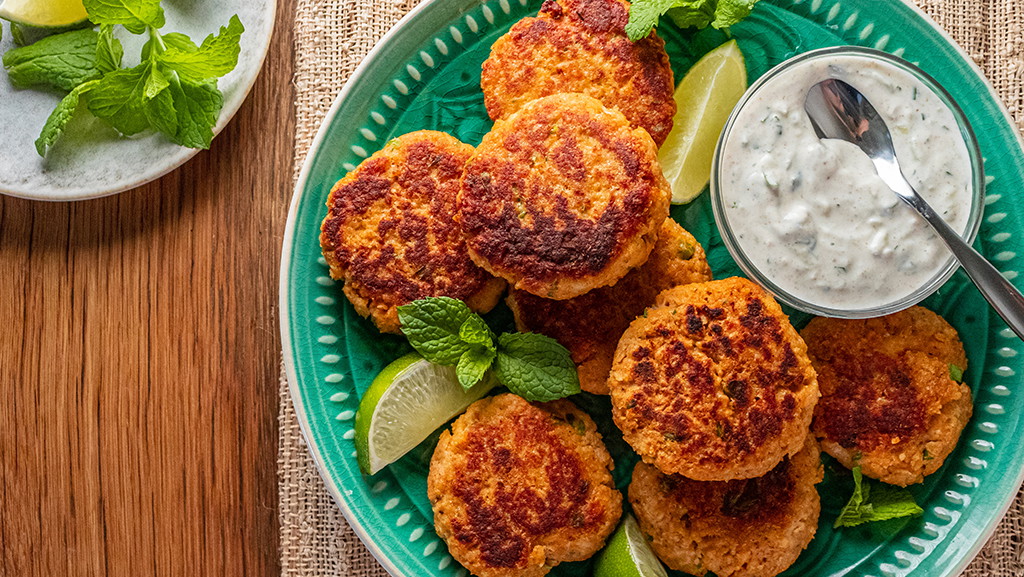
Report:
279,1,1024,575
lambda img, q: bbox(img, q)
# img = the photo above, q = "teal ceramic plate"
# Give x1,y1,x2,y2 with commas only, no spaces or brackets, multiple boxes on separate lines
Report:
281,1,1024,575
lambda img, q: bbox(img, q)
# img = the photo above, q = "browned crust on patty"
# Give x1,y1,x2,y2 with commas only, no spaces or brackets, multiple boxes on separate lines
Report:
629,436,823,577
508,220,712,394
802,306,972,486
428,394,622,577
608,277,819,480
458,93,671,300
482,0,676,146
319,130,506,333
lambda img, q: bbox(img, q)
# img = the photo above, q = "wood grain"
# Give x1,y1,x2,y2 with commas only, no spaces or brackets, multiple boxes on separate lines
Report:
0,1,295,574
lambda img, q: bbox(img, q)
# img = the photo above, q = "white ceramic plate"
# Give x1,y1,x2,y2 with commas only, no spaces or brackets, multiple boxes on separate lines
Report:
0,0,276,201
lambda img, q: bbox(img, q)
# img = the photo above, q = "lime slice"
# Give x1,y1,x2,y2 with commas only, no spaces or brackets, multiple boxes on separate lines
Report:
660,39,748,204
355,352,495,475
595,513,669,577
0,0,88,29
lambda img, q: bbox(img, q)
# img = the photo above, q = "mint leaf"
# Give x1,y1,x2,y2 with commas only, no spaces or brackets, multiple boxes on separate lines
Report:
834,467,868,528
459,314,495,352
143,64,169,99
494,333,580,402
397,297,474,366
158,15,244,82
162,32,200,52
35,81,99,156
667,2,715,29
711,0,759,28
456,346,495,390
3,28,101,92
625,0,677,41
164,78,223,149
834,467,923,528
949,364,964,382
868,483,925,521
86,63,153,135
141,32,200,62
144,80,178,138
84,0,165,34
96,25,124,74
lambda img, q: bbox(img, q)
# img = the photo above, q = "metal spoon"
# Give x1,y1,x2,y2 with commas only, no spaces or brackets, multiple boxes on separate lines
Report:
804,77,1024,339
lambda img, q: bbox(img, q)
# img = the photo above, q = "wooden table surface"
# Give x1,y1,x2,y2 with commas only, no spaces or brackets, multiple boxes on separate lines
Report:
0,1,295,575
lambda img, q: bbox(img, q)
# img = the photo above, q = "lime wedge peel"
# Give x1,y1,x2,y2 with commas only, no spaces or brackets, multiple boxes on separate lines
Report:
660,39,748,205
594,513,669,577
0,0,89,28
355,353,495,475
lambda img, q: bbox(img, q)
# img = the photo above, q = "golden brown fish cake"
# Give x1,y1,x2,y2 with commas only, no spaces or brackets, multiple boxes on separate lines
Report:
802,307,972,486
319,130,506,333
608,277,819,481
481,0,676,146
507,219,712,395
428,394,622,577
629,436,823,577
458,93,671,301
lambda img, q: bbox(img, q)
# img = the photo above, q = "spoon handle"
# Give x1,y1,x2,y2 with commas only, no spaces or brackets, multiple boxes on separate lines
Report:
891,177,1024,340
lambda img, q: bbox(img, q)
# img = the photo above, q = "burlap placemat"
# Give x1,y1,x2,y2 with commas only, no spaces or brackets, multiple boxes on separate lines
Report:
279,1,1024,575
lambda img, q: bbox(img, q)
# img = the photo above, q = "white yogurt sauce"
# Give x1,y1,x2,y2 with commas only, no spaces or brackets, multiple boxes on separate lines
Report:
717,53,975,312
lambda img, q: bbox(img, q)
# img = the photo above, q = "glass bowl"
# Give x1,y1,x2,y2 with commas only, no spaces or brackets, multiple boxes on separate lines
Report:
710,46,985,318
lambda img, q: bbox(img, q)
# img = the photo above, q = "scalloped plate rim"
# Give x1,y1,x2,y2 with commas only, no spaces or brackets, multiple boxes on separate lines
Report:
280,1,454,574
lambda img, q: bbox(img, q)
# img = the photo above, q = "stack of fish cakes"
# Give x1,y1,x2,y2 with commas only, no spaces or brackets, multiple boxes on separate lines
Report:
608,277,823,577
426,1,696,575
322,0,697,390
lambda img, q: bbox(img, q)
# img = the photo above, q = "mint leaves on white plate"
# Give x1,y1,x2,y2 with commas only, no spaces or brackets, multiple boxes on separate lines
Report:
397,297,581,402
2,0,244,156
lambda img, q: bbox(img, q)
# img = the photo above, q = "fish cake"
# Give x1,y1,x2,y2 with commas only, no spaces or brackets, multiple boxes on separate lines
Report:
428,394,622,577
481,0,676,146
458,93,671,300
802,307,972,486
629,436,823,577
320,130,505,333
608,277,819,480
508,219,712,394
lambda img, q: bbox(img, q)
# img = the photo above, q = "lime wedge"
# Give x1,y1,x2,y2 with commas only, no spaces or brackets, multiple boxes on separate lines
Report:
660,39,748,204
594,513,669,577
355,352,495,475
0,0,88,29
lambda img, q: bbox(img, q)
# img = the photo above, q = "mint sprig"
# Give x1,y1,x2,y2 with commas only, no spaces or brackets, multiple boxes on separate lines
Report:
625,0,760,41
397,297,581,401
2,0,244,156
834,467,924,528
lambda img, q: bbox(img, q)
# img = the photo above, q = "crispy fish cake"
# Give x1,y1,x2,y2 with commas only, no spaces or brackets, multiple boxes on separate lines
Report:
320,130,505,333
481,0,676,146
630,437,823,577
802,307,972,486
608,277,819,480
459,93,671,300
428,394,622,577
508,220,712,394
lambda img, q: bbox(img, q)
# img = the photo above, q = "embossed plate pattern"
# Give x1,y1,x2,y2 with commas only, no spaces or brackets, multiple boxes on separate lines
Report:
281,1,1024,576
